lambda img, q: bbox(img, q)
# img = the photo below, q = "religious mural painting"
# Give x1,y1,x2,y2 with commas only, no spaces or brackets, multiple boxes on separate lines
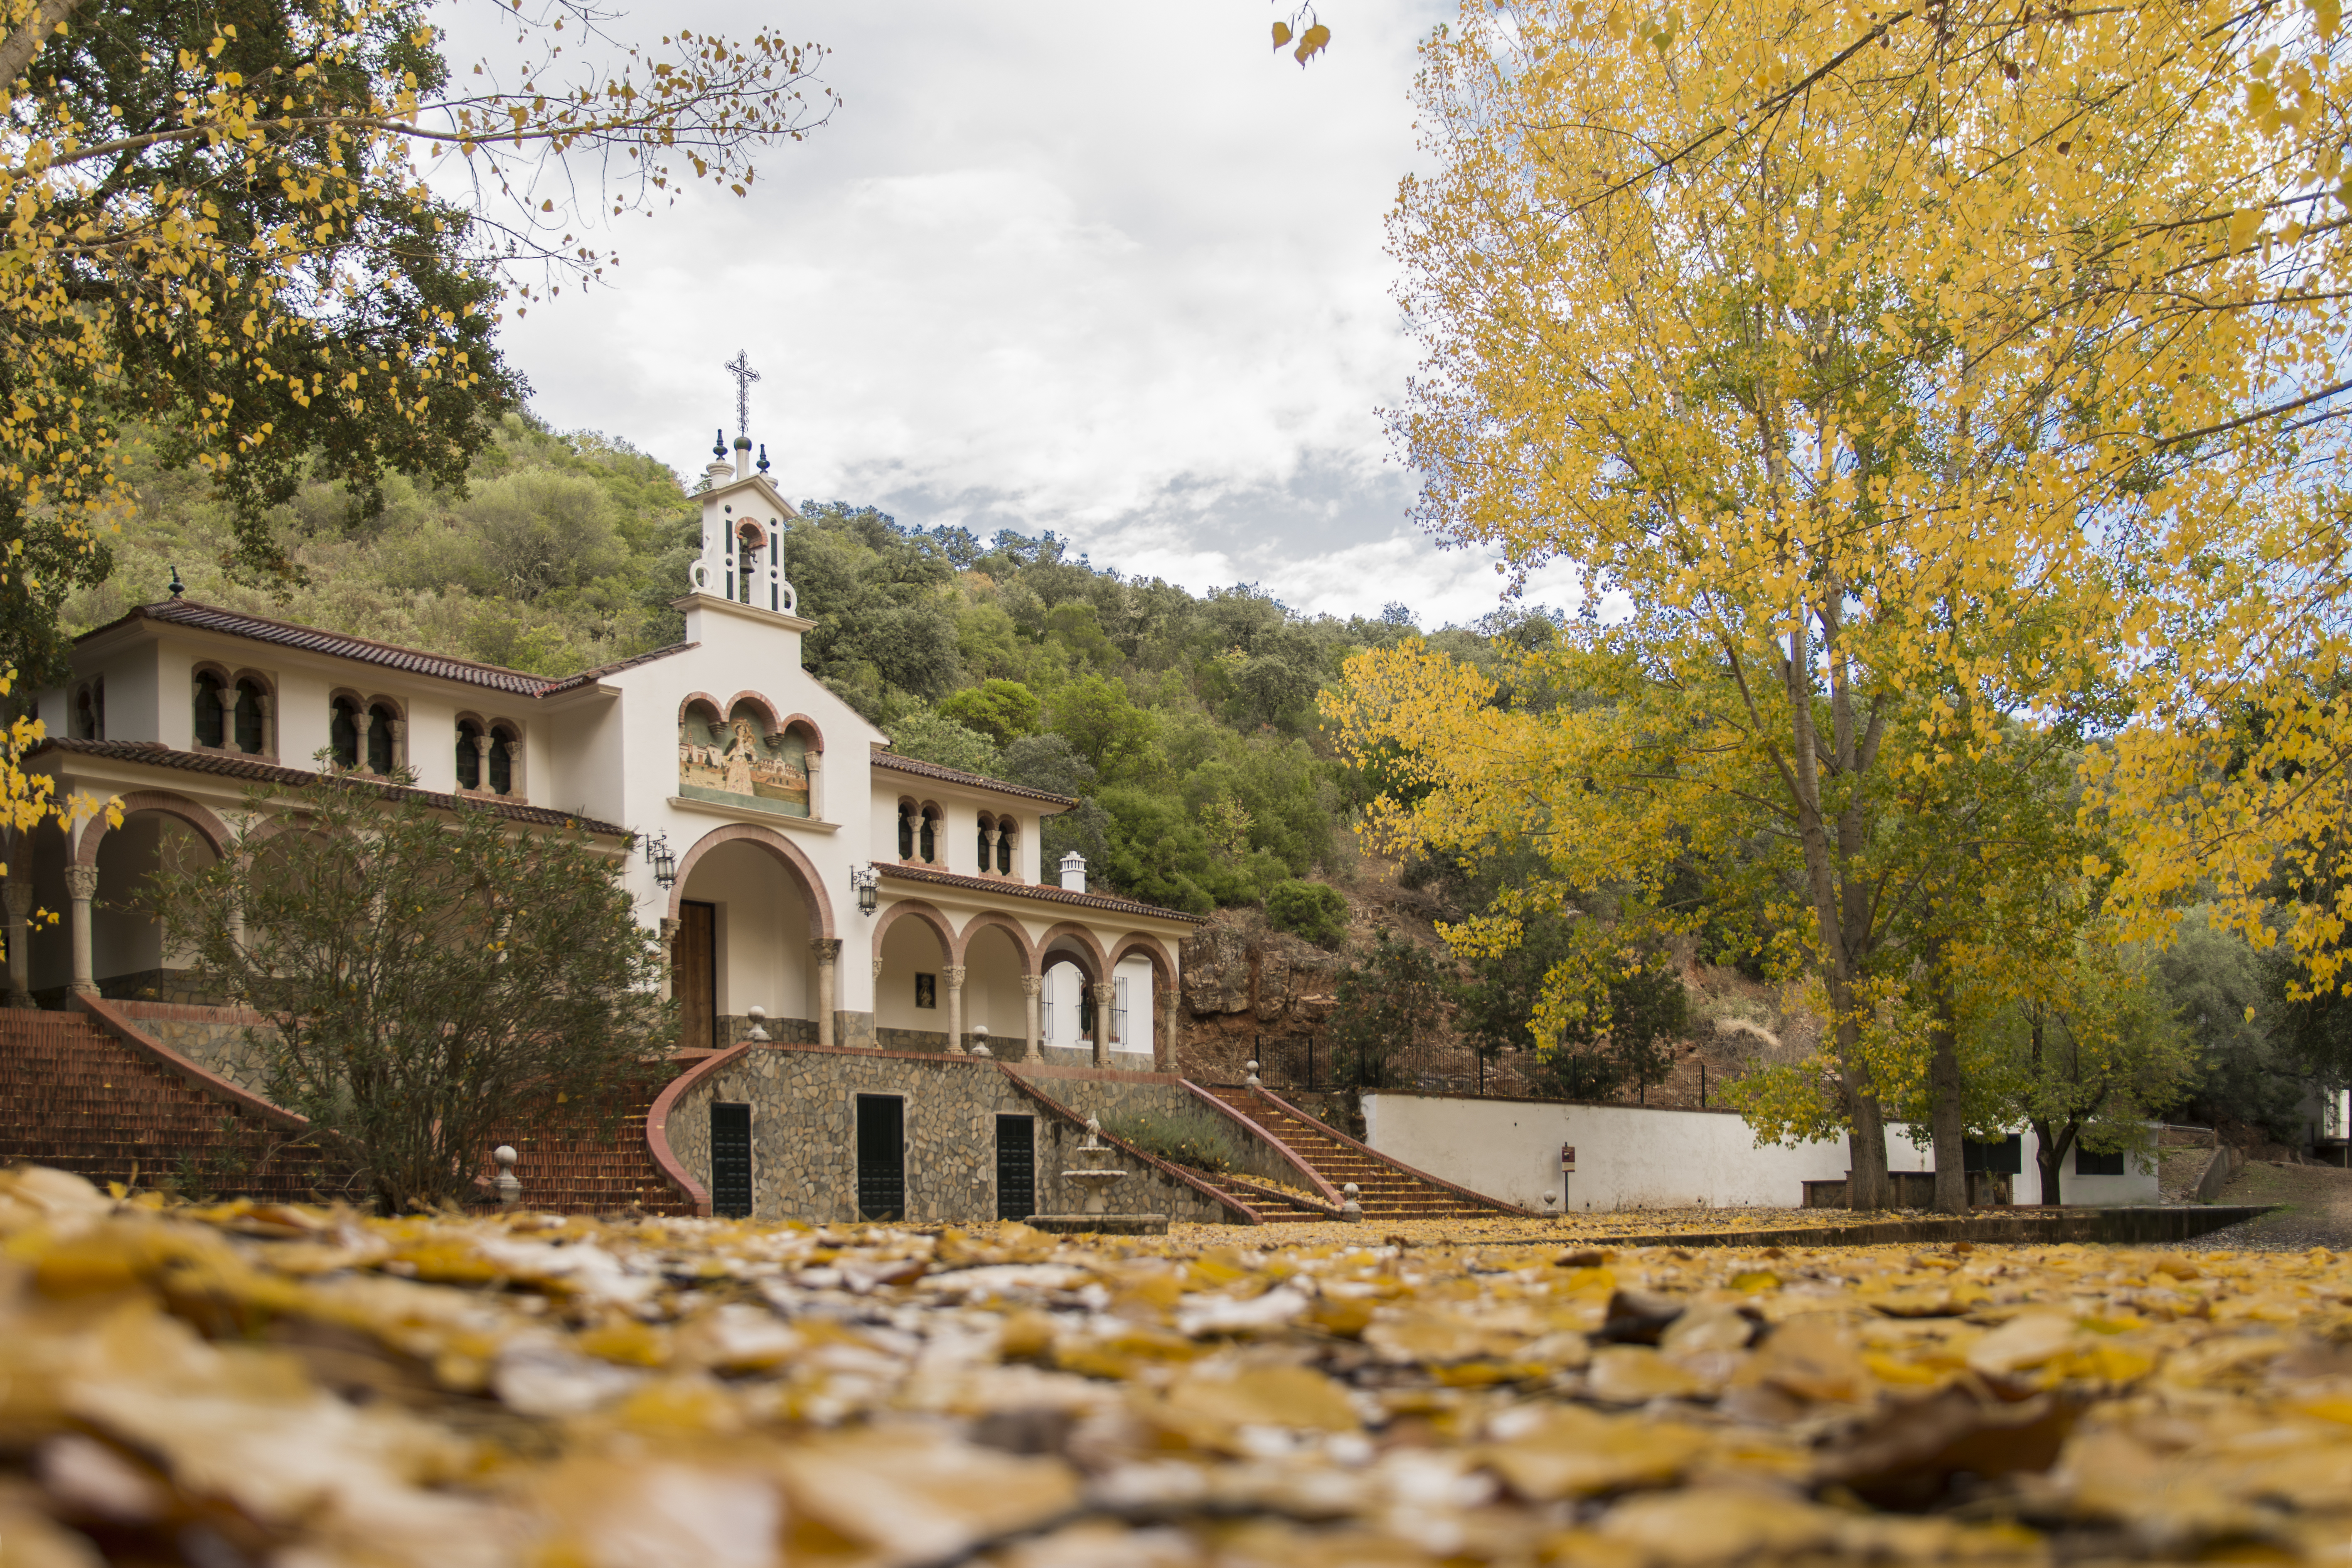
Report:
677,699,810,816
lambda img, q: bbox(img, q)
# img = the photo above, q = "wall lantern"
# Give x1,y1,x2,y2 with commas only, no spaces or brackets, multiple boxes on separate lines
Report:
646,832,678,889
851,863,880,915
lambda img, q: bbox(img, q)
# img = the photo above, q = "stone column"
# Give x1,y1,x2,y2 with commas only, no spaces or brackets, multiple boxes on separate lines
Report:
657,917,680,1003
1091,980,1114,1068
472,732,492,791
811,937,840,1047
982,825,1000,877
1021,974,1043,1062
257,691,276,758
64,864,98,998
213,686,236,749
806,750,824,821
899,804,919,861
1156,975,1178,1072
943,963,967,1055
387,717,407,773
4,877,32,1008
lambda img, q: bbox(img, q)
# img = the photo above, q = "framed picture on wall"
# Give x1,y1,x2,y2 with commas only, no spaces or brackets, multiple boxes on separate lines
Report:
915,972,937,1010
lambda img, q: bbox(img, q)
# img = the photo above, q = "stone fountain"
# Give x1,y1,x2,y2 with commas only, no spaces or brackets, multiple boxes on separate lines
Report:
1026,1117,1169,1236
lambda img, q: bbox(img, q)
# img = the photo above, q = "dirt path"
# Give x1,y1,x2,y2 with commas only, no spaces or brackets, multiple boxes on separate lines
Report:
2173,1158,2352,1250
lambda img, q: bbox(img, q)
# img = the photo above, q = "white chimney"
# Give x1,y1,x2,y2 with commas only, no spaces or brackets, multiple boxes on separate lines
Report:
1059,851,1087,892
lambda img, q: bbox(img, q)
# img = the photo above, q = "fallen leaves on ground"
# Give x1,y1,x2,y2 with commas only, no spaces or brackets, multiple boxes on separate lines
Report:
2,1165,2350,1565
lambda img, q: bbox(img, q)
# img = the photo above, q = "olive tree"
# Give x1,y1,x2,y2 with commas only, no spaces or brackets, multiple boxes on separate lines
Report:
146,774,671,1212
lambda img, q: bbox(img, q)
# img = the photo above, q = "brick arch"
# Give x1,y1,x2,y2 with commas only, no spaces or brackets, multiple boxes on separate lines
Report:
955,910,1037,970
778,713,825,751
665,822,834,940
1106,931,1176,983
76,792,232,865
675,691,724,727
872,898,955,962
722,691,784,732
1036,922,1109,984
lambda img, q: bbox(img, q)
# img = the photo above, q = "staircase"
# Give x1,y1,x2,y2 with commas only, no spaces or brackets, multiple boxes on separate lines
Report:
1189,1168,1338,1222
0,1009,342,1203
480,1072,696,1217
1195,1084,1526,1221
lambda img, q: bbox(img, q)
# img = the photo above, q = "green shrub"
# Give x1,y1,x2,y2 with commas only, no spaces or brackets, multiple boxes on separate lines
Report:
1099,1104,1245,1174
1266,879,1348,947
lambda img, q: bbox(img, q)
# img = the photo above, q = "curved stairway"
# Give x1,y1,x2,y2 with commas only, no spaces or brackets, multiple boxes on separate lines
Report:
1195,1084,1527,1221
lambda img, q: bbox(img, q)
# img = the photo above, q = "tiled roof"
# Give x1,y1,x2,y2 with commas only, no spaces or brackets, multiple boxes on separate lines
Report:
877,861,1206,924
30,739,630,837
78,600,700,699
537,641,696,694
870,750,1079,807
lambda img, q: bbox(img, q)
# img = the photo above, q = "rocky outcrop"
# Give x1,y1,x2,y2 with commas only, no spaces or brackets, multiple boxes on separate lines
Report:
1179,920,1338,1026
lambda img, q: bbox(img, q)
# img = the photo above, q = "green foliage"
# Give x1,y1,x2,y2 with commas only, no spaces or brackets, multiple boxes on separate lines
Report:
1266,880,1348,948
937,680,1042,747
885,706,1001,777
1331,931,1451,1089
1046,675,1158,781
2155,909,2305,1141
1098,1105,1246,1174
1451,914,1687,1101
141,772,672,1213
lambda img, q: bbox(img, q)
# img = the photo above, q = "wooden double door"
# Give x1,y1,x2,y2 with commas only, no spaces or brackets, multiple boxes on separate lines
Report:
674,900,717,1050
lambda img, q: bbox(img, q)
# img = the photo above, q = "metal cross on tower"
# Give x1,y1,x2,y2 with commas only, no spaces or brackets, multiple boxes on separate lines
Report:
723,351,760,441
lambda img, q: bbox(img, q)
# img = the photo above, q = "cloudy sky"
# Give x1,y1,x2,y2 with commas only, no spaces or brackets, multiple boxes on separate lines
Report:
447,0,1578,627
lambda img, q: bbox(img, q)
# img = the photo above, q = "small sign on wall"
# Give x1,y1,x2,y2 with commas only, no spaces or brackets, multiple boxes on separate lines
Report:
1559,1145,1576,1172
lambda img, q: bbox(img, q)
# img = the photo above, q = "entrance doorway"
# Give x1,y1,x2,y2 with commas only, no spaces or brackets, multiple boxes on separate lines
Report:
855,1095,905,1220
675,900,716,1049
711,1103,752,1218
995,1114,1035,1220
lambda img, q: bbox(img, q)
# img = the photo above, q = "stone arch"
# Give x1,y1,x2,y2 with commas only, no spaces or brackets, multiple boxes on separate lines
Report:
955,909,1038,970
667,822,835,940
1107,932,1179,1069
873,897,955,961
76,791,233,865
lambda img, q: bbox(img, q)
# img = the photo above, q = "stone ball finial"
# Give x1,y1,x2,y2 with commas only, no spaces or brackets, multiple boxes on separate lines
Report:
970,1024,991,1058
745,1005,770,1043
493,1145,521,1208
1244,1059,1262,1086
1340,1181,1363,1223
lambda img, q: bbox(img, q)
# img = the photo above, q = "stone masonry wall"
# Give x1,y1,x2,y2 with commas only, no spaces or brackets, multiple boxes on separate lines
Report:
662,1044,1240,1224
106,1000,278,1099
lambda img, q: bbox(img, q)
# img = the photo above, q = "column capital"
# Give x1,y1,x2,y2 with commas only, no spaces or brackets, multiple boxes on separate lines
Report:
942,964,967,986
809,937,843,961
1091,980,1116,1003
63,865,98,901
1020,974,1043,997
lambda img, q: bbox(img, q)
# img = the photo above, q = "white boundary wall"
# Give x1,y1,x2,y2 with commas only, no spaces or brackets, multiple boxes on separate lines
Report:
1359,1094,2159,1212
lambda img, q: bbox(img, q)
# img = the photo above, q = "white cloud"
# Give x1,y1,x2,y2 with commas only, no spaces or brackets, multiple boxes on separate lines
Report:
435,0,1556,627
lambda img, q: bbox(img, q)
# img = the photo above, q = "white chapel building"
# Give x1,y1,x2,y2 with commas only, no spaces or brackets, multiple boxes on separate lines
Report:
13,438,1197,1070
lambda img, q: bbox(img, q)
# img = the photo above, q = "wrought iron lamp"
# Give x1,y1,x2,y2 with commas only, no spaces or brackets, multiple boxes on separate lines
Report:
851,863,880,915
645,832,678,889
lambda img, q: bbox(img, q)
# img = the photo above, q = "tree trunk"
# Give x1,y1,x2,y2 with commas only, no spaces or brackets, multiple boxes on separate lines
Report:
1929,981,1967,1214
2034,1122,2066,1206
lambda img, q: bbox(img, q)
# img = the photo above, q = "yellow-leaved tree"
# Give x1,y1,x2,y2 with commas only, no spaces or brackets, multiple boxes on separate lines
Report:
1339,0,2348,1206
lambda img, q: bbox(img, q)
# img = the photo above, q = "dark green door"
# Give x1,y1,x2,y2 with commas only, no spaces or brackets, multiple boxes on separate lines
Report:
856,1095,905,1220
711,1103,752,1218
995,1115,1035,1221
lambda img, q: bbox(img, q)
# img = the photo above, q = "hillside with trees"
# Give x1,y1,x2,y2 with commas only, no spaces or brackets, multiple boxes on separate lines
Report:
61,412,2346,1162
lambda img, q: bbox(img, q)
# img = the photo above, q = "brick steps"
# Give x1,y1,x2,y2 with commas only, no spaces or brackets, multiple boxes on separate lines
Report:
0,1008,693,1217
480,1073,696,1217
0,1010,341,1203
1189,1170,1336,1222
1198,1084,1517,1220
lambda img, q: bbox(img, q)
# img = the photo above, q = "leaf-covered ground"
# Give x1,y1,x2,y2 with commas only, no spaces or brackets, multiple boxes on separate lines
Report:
2,1165,2347,1568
